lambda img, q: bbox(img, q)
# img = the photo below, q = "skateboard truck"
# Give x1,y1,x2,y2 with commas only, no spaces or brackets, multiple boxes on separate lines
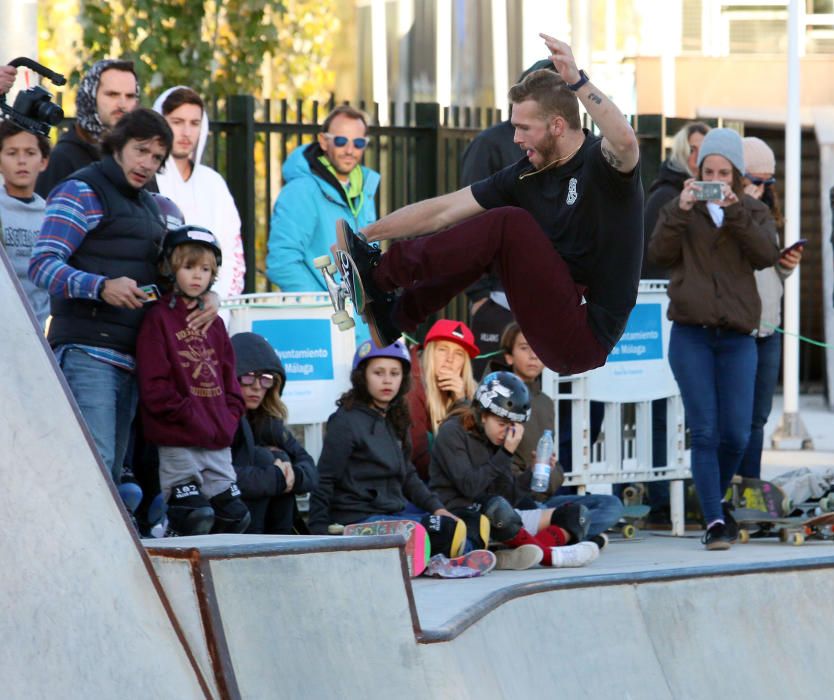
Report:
313,254,355,331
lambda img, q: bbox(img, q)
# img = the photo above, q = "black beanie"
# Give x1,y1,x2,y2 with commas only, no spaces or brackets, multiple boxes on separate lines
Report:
231,332,286,390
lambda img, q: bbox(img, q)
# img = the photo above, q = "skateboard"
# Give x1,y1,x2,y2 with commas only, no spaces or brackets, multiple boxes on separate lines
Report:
734,508,834,546
726,476,791,518
424,549,497,579
612,504,651,540
342,520,430,577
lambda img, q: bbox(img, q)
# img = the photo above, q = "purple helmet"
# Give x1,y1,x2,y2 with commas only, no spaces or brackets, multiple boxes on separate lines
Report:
150,192,185,230
352,339,411,371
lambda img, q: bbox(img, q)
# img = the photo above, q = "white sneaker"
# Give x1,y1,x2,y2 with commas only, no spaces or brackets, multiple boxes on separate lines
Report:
549,542,600,568
494,544,544,570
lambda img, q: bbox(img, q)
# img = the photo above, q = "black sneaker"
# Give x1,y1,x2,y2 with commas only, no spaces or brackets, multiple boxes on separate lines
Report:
166,482,215,536
701,521,732,551
722,502,739,542
549,503,591,543
335,220,402,347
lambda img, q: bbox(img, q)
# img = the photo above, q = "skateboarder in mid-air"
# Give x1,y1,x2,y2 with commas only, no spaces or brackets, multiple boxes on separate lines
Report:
332,34,643,376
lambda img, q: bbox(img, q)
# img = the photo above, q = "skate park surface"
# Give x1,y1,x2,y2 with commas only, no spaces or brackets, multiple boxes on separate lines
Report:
4,234,834,700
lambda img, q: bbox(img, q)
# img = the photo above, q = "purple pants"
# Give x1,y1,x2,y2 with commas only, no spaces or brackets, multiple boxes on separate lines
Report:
373,207,608,374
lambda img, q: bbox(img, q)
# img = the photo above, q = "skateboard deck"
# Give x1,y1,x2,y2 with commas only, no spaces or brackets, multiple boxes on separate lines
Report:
343,520,430,577
424,549,497,579
726,476,791,518
734,508,834,546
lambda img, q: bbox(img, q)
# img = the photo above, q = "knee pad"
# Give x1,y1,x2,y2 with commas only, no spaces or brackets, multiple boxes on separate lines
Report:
454,509,491,550
209,484,252,534
167,482,214,536
550,503,590,543
480,496,522,541
420,514,466,558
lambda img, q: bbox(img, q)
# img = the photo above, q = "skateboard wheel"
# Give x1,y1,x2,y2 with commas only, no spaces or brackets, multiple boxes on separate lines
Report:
337,318,355,331
739,529,750,544
622,524,636,539
332,310,350,323
791,532,805,546
779,529,789,543
326,263,337,275
313,255,332,269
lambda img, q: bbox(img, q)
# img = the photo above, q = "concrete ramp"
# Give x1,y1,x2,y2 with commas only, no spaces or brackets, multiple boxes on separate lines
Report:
0,250,209,698
148,532,834,700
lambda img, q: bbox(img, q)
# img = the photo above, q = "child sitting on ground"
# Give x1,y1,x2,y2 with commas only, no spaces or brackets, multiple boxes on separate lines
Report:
136,225,250,535
430,371,601,569
308,339,466,556
230,331,317,534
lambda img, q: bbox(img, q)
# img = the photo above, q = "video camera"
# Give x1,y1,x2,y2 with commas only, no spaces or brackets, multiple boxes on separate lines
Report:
0,57,66,137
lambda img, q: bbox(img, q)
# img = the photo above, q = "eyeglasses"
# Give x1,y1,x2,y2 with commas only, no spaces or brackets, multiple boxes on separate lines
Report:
745,174,776,186
325,134,369,149
239,372,275,389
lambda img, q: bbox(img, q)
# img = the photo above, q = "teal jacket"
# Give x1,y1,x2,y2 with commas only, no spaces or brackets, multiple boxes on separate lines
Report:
266,143,380,293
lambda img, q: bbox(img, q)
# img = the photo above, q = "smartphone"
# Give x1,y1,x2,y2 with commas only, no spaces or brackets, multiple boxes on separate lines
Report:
140,284,160,303
692,181,725,201
780,239,808,256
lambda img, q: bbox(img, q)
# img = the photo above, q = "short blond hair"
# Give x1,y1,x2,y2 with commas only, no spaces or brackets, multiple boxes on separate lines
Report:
169,243,218,281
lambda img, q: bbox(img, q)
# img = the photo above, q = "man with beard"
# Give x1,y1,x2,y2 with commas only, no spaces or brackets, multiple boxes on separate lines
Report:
152,86,245,301
35,59,139,197
343,35,643,376
267,104,379,343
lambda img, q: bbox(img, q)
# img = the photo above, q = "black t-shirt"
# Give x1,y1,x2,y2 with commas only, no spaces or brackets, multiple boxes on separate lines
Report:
470,132,644,351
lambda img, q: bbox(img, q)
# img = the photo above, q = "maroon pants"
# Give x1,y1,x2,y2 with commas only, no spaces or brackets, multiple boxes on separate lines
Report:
373,207,609,374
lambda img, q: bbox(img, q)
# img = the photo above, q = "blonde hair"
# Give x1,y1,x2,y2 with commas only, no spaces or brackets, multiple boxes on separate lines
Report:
169,243,218,281
421,341,476,433
249,375,289,429
668,121,710,176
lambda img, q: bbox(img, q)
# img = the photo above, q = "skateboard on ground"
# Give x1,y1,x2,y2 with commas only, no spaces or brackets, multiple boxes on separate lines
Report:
726,476,791,518
733,508,834,546
343,520,430,577
611,504,651,540
424,550,497,578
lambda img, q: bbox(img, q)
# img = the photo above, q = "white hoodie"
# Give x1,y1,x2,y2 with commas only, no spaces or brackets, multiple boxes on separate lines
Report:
152,86,245,301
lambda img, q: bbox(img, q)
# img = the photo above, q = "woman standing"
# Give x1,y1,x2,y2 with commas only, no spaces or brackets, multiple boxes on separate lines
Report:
648,128,781,550
737,137,802,478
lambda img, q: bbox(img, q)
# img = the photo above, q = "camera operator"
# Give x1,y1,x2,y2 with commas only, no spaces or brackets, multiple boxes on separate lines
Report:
0,65,16,95
35,59,138,198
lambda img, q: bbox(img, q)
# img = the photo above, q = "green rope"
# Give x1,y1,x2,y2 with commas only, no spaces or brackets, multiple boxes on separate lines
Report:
401,332,503,360
761,322,833,349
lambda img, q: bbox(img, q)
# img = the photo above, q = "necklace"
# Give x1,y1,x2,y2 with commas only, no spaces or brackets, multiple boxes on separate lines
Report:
519,141,583,180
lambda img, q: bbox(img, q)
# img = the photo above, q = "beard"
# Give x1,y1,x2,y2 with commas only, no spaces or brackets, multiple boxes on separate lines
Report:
533,130,559,168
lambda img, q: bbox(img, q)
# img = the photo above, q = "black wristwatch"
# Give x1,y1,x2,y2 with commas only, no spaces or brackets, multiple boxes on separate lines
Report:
567,69,590,92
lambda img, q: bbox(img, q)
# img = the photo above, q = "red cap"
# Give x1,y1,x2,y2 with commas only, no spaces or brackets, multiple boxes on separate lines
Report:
423,319,480,359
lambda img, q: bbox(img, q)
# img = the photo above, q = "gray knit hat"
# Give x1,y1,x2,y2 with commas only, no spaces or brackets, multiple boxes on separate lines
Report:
696,127,744,174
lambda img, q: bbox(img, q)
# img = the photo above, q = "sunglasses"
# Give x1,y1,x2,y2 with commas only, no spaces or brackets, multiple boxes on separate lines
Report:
325,133,369,149
239,372,275,389
745,175,776,186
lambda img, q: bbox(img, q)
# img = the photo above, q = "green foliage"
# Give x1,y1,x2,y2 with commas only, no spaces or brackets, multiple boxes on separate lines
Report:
76,0,282,100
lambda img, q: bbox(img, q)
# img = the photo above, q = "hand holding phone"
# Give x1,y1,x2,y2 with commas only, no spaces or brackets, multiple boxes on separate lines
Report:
691,181,725,201
780,239,807,257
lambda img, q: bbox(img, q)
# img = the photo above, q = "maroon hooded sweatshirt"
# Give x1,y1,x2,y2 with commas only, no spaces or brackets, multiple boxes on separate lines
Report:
136,293,245,448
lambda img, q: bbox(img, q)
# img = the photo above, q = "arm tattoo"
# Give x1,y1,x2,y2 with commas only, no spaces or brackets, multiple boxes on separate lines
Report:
602,145,623,169
587,92,603,105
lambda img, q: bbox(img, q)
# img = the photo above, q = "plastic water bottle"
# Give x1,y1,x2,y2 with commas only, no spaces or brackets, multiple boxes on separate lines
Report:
531,429,554,493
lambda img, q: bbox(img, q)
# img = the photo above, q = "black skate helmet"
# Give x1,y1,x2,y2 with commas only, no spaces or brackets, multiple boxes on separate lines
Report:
161,225,223,268
474,371,531,423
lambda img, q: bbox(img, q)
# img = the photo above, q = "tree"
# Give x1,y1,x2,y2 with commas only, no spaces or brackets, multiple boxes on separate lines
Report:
76,0,282,101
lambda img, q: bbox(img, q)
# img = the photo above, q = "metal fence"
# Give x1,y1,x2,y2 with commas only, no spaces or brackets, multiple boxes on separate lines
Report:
202,96,504,333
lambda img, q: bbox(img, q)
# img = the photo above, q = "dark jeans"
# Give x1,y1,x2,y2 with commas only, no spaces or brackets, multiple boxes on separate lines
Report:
668,323,756,524
374,207,609,375
738,333,782,479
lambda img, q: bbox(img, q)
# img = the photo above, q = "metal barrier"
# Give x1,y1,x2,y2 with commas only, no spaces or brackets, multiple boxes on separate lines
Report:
543,281,692,535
